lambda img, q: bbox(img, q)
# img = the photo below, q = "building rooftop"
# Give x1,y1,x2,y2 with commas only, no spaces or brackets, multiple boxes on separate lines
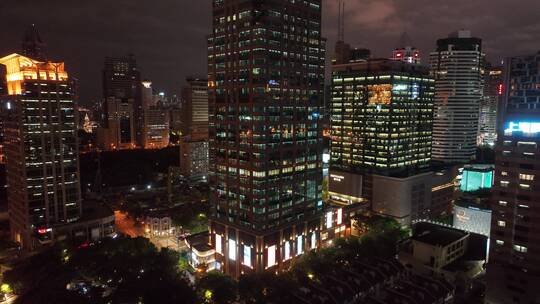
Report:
413,222,468,247
186,231,213,252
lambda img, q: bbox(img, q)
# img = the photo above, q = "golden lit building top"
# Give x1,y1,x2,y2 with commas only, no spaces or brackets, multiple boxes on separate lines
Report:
0,53,68,95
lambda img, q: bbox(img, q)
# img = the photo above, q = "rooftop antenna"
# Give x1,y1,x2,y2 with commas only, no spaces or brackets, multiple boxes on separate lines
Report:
337,0,346,42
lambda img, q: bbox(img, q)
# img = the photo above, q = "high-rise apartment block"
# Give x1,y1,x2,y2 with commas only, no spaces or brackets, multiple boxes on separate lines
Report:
0,53,82,248
430,30,484,163
486,52,540,304
478,65,503,146
208,0,326,277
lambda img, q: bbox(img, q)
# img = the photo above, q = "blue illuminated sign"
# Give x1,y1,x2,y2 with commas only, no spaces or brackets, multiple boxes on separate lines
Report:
505,121,540,134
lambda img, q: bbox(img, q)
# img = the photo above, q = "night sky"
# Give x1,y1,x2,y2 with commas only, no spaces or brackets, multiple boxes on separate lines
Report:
1,0,539,106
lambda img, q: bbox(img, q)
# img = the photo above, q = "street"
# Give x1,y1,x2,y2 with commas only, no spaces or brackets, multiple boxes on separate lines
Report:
114,211,144,238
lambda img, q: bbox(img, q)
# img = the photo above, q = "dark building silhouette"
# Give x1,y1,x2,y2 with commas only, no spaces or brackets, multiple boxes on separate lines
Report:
21,24,47,61
101,55,142,147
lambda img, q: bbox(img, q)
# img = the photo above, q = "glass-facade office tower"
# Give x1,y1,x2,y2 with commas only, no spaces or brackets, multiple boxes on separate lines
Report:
329,59,434,206
478,65,502,146
0,54,82,249
486,52,540,304
430,30,484,163
208,0,325,277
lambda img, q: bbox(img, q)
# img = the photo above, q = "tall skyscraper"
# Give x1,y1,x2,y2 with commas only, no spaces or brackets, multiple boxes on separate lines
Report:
486,52,540,304
180,77,209,141
21,25,47,61
0,53,82,249
208,0,325,277
329,58,450,223
430,30,484,163
478,65,503,146
101,55,142,147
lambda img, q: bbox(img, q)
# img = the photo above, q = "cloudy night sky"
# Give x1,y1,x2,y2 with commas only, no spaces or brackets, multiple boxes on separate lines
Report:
1,0,539,105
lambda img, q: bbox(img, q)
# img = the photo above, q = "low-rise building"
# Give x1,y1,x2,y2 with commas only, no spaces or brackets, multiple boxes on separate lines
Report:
144,211,173,237
399,222,487,286
185,231,216,273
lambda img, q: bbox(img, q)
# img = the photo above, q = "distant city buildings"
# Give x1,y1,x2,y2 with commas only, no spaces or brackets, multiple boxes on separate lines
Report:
98,55,142,149
486,51,540,304
143,106,169,149
430,30,484,163
392,32,421,64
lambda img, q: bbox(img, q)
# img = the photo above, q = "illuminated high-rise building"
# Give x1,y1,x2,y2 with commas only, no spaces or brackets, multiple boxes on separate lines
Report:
478,65,503,146
329,58,449,223
0,53,82,249
101,55,142,147
180,77,209,141
430,30,484,163
143,106,169,149
486,52,540,304
208,0,325,277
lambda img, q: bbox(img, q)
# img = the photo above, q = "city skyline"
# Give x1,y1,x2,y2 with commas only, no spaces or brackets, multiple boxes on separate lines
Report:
1,0,539,105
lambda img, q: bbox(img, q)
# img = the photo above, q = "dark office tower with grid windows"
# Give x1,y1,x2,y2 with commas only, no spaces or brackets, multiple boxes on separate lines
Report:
486,52,540,304
208,0,326,277
101,55,142,147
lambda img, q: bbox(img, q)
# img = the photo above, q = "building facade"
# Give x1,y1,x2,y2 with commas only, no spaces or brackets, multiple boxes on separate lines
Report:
101,55,142,147
0,53,82,249
181,77,209,141
486,52,540,304
478,66,503,146
329,58,435,211
180,140,209,181
97,97,136,150
143,107,169,149
208,0,326,277
430,30,484,163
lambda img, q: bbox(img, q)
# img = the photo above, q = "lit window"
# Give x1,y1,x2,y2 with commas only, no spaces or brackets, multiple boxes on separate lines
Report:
518,204,530,209
514,245,528,253
502,151,511,156
267,245,276,267
500,181,509,187
499,201,508,206
310,233,317,249
228,239,236,261
297,236,303,256
519,184,531,190
496,240,504,246
326,211,333,229
216,234,222,254
519,174,535,181
501,171,508,176
284,241,291,260
497,221,506,227
243,245,252,267
337,208,343,225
